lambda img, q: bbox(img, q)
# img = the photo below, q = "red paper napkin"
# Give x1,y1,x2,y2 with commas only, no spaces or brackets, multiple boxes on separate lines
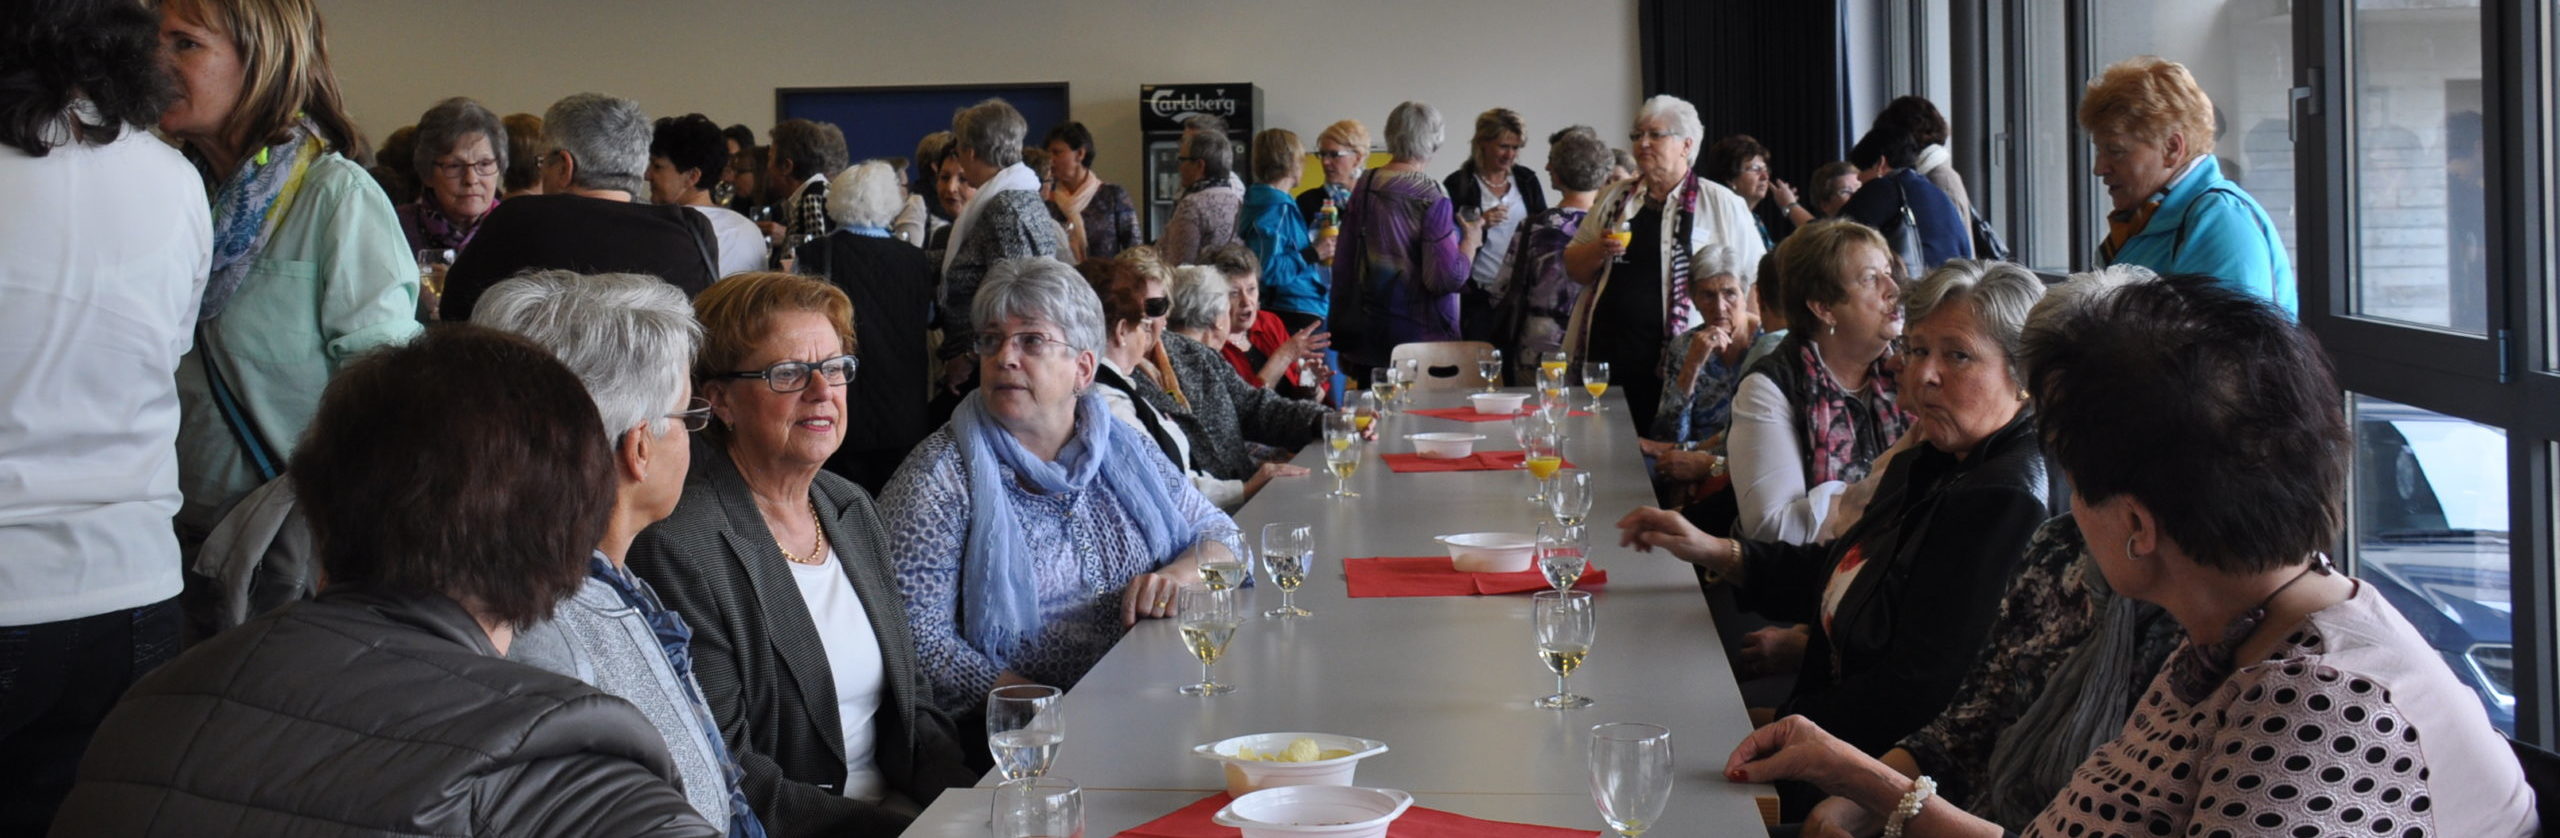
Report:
1343,556,1607,598
1408,407,1592,423
1114,792,1601,838
1381,452,1579,473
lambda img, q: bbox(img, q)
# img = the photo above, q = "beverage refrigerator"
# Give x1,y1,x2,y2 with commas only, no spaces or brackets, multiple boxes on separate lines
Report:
1139,83,1262,241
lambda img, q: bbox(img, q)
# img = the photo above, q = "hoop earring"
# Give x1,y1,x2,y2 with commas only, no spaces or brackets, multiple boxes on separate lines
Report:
2124,533,2143,561
2017,387,2030,401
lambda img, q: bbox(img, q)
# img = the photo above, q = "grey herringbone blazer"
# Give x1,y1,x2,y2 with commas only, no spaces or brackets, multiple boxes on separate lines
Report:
627,446,978,838
1159,333,1328,479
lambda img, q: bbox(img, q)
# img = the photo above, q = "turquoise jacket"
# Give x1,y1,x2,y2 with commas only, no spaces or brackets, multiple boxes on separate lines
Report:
1240,184,1328,318
176,153,423,534
2103,155,2296,316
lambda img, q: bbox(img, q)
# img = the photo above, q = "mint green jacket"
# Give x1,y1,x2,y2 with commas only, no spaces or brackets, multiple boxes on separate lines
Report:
176,153,421,535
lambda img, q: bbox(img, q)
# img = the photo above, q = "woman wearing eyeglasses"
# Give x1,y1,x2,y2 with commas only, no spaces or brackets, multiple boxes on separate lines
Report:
881,257,1244,719
399,97,506,256
626,273,976,837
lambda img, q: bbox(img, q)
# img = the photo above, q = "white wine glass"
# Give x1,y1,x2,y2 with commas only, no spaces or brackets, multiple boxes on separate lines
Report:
1583,361,1613,412
1176,584,1240,696
1523,426,1563,504
1478,348,1505,392
1547,468,1595,527
985,685,1064,781
1538,521,1590,594
1351,390,1381,433
992,776,1084,838
1588,723,1673,837
1260,522,1314,619
1323,429,1361,499
1396,358,1420,409
1538,363,1568,410
1532,590,1595,709
1507,412,1538,469
1196,521,1247,591
1369,367,1400,416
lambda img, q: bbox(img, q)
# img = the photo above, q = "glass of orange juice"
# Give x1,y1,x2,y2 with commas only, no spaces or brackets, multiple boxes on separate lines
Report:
1582,361,1612,412
1523,426,1562,503
1540,351,1569,378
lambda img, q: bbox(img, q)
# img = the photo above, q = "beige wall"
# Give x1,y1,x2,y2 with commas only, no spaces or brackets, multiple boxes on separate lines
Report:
318,0,1643,192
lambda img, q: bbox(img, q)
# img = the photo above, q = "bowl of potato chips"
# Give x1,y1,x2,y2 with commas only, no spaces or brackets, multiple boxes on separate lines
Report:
1192,732,1390,797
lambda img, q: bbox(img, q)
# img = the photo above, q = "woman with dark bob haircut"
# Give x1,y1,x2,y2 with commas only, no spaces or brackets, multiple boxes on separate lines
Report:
1717,274,2534,837
53,326,719,836
650,113,765,277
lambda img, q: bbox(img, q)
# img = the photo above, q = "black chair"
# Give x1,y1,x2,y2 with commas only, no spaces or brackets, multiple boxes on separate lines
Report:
2510,736,2560,832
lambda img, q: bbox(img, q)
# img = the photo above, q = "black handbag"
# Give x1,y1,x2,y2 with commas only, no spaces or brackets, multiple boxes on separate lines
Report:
1886,179,1930,274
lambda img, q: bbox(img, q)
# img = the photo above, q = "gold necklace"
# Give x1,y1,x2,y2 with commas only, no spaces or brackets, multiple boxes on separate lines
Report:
776,498,827,565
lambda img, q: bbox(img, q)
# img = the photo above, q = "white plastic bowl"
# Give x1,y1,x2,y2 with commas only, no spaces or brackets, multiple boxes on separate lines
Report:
1406,432,1484,459
1469,392,1529,414
1436,532,1538,573
1212,786,1415,838
1192,732,1390,797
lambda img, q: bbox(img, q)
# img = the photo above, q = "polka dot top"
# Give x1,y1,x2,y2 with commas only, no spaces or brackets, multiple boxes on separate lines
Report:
2026,582,2534,838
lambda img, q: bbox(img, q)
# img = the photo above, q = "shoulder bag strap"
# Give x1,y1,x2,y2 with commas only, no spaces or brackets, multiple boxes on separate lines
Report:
197,323,284,482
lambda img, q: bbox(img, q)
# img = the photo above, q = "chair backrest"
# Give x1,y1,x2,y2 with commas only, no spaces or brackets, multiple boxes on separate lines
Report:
1388,341,1496,391
2510,736,2560,832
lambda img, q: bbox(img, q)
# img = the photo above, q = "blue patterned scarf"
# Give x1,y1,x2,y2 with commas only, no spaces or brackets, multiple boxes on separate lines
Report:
202,125,317,321
952,390,1184,662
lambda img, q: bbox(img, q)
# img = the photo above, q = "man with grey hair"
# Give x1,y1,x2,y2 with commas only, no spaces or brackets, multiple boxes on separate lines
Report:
1159,126,1242,266
932,98,1064,411
442,93,720,322
468,271,764,837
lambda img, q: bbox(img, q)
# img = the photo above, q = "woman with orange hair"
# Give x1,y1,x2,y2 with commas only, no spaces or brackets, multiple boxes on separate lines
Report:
2080,55,2295,315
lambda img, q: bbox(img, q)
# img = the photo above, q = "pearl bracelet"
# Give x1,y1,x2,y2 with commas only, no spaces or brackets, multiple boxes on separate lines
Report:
1882,775,1936,838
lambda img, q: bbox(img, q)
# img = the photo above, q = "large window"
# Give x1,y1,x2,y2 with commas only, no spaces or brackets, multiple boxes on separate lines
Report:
2349,1,2488,333
2089,1,2300,276
2351,395,2514,734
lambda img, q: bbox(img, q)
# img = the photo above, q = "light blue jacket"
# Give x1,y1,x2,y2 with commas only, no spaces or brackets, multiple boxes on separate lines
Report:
2103,155,2296,316
1240,184,1328,318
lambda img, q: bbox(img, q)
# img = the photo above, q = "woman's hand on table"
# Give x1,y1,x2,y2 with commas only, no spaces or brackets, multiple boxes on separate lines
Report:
1245,461,1311,494
1723,715,1911,812
1120,570,1190,627
1615,506,1734,577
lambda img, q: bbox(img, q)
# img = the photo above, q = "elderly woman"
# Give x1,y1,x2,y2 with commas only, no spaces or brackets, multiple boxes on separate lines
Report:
627,274,975,836
2084,55,2295,314
1165,265,1333,478
1562,95,1766,424
1876,96,1973,225
56,327,716,836
1239,128,1336,337
1717,274,2532,838
472,272,760,836
1722,219,1911,544
1647,245,1750,444
808,161,939,495
1080,259,1303,511
1159,126,1243,266
763,119,849,249
503,112,547,199
399,97,506,255
651,113,766,278
1041,122,1137,261
882,258,1242,715
1619,260,2052,820
1443,108,1547,341
160,0,423,551
1295,120,1368,251
1807,160,1860,219
1330,100,1482,379
1497,126,1612,381
934,99,1063,400
1703,134,1813,248
1205,243,1327,398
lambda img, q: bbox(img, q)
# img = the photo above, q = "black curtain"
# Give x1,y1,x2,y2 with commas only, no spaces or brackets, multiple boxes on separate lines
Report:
1640,0,1853,189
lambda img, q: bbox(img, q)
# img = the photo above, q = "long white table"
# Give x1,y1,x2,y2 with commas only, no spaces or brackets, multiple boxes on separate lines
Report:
902,388,1772,835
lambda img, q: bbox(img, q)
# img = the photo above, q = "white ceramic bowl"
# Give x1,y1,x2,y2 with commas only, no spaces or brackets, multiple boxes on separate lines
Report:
1436,532,1537,573
1192,732,1390,797
1212,786,1415,838
1406,432,1484,459
1469,392,1529,414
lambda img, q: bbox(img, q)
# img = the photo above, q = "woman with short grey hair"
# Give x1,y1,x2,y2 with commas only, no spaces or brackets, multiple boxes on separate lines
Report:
809,161,941,492
1159,128,1241,265
401,97,508,255
934,99,1066,407
882,257,1240,716
1162,264,1230,337
1496,125,1613,380
1155,263,1331,489
1329,100,1482,380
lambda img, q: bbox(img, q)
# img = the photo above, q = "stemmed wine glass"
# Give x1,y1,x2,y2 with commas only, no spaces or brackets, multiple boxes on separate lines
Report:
1583,361,1613,412
1523,425,1562,504
1537,521,1590,593
1322,422,1361,499
1260,522,1314,619
1351,390,1381,433
1532,590,1595,709
1396,358,1420,409
1478,348,1505,392
1537,363,1568,410
1369,367,1401,416
1196,521,1246,591
992,776,1083,838
986,685,1064,781
1588,723,1673,837
1540,350,1570,380
1175,585,1240,696
1547,468,1595,527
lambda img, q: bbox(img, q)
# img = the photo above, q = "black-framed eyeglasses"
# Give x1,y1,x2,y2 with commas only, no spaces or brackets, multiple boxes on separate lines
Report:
973,331,1076,358
666,397,714,432
716,355,857,393
434,158,500,179
1143,296,1171,319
